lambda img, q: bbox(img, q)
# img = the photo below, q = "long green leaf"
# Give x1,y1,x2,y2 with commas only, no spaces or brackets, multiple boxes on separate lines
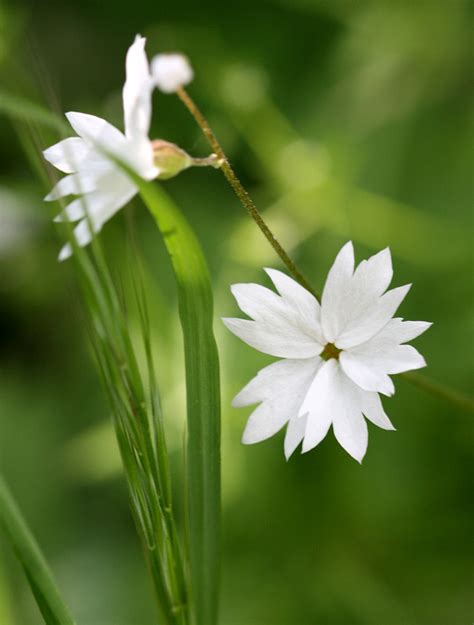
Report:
0,475,76,625
135,179,221,625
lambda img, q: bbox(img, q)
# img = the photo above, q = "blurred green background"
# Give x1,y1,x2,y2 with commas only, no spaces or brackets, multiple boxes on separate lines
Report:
0,0,472,623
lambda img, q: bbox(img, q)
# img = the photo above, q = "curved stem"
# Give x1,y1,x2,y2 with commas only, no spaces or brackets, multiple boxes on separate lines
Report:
176,87,316,296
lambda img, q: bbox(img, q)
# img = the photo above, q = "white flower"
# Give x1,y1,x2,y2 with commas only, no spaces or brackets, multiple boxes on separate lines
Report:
151,53,193,93
223,242,431,463
43,35,158,261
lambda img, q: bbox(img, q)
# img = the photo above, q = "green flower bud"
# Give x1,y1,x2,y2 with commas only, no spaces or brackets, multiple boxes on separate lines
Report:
152,139,223,180
152,140,193,179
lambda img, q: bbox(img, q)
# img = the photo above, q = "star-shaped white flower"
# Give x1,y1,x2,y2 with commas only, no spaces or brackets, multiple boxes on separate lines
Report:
43,35,157,261
223,242,431,462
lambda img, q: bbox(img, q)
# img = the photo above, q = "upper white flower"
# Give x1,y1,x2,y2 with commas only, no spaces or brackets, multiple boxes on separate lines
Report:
43,35,158,261
223,242,431,463
151,53,193,93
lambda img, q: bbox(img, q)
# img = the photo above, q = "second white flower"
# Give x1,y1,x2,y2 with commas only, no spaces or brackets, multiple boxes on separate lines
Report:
223,242,431,462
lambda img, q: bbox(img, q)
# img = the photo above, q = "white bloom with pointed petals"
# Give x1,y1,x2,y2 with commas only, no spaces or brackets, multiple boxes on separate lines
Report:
43,35,158,261
223,242,431,463
151,53,193,93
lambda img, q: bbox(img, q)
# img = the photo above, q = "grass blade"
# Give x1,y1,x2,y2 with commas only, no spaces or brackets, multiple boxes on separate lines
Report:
134,180,221,625
0,474,76,625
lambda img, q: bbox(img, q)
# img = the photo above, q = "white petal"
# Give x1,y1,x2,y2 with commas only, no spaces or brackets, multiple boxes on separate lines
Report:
237,358,321,446
58,219,95,261
383,344,427,373
360,392,395,431
370,318,432,344
302,362,369,462
339,351,395,396
54,199,87,223
300,359,338,453
66,112,156,180
351,247,393,302
43,137,89,173
223,317,322,359
45,173,97,202
231,282,285,320
264,268,324,343
123,35,152,139
87,182,137,228
151,53,193,94
233,358,321,407
56,176,137,260
321,241,355,342
284,414,308,460
229,282,323,354
54,191,107,227
242,403,288,444
332,396,368,464
336,284,412,349
65,112,126,152
125,135,159,180
58,243,73,262
365,344,426,374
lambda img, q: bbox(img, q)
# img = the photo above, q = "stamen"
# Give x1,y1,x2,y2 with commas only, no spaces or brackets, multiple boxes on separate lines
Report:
321,343,342,361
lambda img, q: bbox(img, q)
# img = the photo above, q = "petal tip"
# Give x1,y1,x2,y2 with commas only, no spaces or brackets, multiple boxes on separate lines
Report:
58,245,72,262
241,431,256,446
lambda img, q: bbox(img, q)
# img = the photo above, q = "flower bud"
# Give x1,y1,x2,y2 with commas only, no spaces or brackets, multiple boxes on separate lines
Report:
152,140,193,179
152,140,223,179
151,53,193,93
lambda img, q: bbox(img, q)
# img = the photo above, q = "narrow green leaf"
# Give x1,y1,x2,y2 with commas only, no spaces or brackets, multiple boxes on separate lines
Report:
0,91,69,133
0,475,76,625
135,179,221,625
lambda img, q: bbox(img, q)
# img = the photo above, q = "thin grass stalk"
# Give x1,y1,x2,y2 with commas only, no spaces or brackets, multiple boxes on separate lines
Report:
0,475,76,625
83,270,188,624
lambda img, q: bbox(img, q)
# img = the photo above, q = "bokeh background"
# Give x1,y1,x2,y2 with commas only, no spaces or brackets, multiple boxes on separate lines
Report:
0,0,472,623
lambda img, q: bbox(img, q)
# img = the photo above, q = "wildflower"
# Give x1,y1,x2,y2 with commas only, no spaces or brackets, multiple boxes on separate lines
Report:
43,36,156,260
151,53,193,93
223,242,431,462
43,37,211,260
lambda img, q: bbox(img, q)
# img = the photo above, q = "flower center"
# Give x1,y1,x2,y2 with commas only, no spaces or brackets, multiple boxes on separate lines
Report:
321,342,342,361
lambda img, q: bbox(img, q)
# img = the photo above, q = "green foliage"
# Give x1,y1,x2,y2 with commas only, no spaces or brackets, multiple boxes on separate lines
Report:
0,1,472,624
0,475,76,625
135,178,221,625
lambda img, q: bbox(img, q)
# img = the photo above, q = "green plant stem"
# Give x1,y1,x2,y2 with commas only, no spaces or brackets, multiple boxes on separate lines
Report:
401,371,474,413
0,474,76,625
176,87,316,296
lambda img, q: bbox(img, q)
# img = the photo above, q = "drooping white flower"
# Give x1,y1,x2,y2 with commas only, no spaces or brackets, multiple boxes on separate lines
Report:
223,242,431,462
151,53,193,93
43,35,158,261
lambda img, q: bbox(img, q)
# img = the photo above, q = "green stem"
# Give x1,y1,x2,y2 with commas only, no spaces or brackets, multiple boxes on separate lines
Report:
401,371,474,413
176,87,316,296
0,474,76,625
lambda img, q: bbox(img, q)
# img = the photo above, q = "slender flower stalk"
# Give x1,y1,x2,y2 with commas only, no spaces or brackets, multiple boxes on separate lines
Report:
401,371,474,413
175,87,316,296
